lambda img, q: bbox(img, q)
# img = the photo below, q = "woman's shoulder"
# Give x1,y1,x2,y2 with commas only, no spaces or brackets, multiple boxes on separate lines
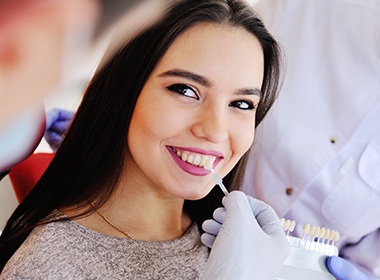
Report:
1,221,208,279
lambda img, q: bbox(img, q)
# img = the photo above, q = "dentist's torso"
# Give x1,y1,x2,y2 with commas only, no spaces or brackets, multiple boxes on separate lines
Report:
242,0,380,275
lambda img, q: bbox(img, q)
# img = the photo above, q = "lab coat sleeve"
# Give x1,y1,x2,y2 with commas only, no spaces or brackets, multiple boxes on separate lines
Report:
339,229,380,279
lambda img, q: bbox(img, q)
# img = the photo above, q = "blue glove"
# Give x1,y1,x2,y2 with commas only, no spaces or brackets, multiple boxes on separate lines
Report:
201,191,290,280
44,108,74,151
327,256,372,280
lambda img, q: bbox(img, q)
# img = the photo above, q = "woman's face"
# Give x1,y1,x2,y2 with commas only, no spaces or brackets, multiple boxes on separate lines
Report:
127,23,264,200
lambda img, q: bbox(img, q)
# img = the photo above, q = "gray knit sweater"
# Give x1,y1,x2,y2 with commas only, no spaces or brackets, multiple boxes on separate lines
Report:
1,220,208,279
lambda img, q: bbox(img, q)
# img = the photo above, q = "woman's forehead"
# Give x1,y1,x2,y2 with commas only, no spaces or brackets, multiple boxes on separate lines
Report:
152,22,264,89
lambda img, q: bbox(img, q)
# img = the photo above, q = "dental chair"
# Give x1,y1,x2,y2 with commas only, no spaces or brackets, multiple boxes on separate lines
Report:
8,152,53,202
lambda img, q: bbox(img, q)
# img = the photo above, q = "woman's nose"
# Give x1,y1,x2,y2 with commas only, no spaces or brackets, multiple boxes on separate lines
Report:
191,105,229,143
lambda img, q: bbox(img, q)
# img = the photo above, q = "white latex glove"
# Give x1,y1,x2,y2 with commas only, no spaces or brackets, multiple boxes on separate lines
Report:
201,191,290,280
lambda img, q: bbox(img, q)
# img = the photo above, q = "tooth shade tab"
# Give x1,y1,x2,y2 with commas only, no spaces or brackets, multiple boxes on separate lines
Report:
303,224,310,235
283,220,290,231
309,225,316,236
289,220,296,232
204,157,215,170
281,219,296,238
200,156,208,167
333,231,340,242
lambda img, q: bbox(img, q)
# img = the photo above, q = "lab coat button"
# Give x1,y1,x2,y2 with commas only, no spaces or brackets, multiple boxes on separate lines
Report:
330,137,337,144
285,187,293,195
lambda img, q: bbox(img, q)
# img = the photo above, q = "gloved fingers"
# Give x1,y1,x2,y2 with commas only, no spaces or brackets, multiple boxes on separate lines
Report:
49,120,71,134
222,191,262,226
200,233,216,248
222,191,255,215
44,132,63,151
220,191,267,241
201,214,220,248
56,109,75,121
327,256,372,280
44,131,62,142
245,195,269,215
203,190,290,280
45,108,60,129
212,207,226,224
202,219,222,236
45,108,74,130
246,196,284,236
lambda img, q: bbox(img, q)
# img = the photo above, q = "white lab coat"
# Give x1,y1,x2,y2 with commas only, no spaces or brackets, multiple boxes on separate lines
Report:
241,0,380,278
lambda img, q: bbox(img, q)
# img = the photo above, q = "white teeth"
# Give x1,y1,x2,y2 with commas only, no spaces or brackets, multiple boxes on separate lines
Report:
181,151,189,161
187,154,194,164
174,148,216,168
200,156,208,166
193,154,202,165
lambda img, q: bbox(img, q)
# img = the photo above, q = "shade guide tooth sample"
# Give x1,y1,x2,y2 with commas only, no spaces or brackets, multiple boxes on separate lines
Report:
277,219,340,280
204,164,228,196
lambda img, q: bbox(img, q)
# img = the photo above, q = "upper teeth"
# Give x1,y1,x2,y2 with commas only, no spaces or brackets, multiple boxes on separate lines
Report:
175,149,216,169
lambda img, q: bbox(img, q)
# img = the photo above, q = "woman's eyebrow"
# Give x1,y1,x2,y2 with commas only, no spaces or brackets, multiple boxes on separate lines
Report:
236,88,262,98
158,69,212,87
159,68,262,98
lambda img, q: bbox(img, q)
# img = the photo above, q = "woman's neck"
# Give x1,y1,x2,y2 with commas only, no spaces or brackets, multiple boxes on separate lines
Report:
72,180,192,241
103,186,191,241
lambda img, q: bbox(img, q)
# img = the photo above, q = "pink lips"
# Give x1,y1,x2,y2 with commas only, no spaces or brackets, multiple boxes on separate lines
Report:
167,146,222,176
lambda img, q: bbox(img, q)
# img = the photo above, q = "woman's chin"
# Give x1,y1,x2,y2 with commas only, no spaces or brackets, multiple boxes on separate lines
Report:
183,187,216,201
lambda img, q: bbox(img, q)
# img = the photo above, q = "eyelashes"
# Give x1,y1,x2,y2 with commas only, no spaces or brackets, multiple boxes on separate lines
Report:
229,100,256,110
167,84,198,99
166,83,258,111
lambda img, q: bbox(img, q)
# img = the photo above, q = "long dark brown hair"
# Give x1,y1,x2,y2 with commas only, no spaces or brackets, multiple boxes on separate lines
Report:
0,0,282,271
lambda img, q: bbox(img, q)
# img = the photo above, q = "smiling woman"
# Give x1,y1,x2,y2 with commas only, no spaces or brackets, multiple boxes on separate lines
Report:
128,22,264,201
0,0,286,278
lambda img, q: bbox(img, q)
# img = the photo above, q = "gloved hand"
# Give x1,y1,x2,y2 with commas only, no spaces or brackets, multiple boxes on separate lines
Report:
44,108,75,151
327,256,372,280
201,191,290,280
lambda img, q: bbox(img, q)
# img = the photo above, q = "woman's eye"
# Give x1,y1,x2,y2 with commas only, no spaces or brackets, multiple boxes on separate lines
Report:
167,84,198,99
229,100,256,110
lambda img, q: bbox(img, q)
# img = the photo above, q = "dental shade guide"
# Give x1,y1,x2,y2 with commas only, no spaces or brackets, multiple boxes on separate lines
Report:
204,161,229,196
277,219,341,280
280,219,340,255
203,158,340,279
